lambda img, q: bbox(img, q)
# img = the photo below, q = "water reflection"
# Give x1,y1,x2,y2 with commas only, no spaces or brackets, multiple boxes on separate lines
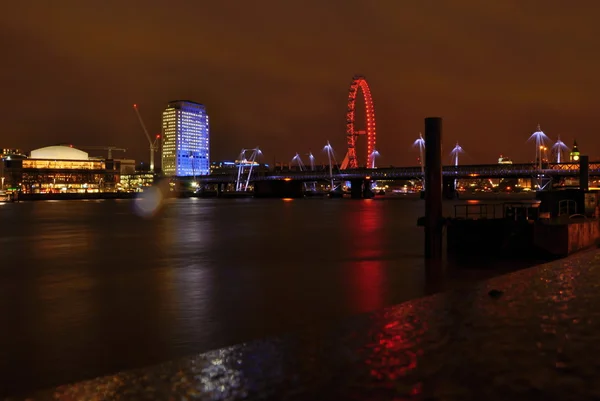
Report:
10,198,600,399
348,261,385,313
32,217,96,262
43,288,440,401
162,198,216,257
344,201,386,313
28,246,600,400
162,200,217,351
0,197,438,396
350,200,382,260
34,272,95,332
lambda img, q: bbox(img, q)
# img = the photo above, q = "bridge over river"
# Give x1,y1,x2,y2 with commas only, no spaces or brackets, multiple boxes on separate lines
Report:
192,161,600,183
171,161,600,199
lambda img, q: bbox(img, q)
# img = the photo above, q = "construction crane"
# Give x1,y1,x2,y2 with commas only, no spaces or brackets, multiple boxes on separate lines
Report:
77,146,126,159
132,104,160,173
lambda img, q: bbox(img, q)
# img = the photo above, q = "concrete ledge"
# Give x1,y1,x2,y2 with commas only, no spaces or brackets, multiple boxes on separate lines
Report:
534,219,600,256
16,249,600,400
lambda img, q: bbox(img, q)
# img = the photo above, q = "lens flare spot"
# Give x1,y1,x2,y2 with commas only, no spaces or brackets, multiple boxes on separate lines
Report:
133,187,163,218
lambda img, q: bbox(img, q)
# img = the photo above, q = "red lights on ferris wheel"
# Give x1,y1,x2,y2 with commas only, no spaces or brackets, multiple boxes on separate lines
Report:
344,75,377,169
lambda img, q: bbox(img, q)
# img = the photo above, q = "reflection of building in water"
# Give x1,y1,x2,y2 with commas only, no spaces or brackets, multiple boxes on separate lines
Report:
2,145,119,193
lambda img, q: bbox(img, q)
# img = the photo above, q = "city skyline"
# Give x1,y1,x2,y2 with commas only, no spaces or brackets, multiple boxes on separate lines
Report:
2,1,600,165
0,120,589,169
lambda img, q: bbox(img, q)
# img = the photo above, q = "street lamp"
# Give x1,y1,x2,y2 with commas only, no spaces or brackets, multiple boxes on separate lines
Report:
370,150,380,169
539,145,548,168
540,145,548,164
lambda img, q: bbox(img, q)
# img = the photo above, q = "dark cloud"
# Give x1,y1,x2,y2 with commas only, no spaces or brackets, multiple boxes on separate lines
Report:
2,0,600,164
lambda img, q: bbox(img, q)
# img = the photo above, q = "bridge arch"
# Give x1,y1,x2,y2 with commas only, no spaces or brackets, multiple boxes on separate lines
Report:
341,75,377,169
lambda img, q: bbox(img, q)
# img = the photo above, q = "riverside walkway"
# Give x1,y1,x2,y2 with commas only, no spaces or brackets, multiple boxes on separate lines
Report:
14,248,600,400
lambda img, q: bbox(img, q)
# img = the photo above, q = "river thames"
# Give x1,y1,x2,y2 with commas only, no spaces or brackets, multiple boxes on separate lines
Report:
0,196,531,396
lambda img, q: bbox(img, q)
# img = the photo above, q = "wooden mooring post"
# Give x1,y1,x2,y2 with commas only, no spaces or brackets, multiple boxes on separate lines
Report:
424,117,445,291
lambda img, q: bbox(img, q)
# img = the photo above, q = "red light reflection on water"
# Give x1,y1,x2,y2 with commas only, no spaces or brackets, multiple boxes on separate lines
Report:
346,201,385,313
352,201,382,260
351,260,384,312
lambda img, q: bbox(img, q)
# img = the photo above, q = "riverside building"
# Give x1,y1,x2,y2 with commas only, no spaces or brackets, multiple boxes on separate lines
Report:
1,145,118,193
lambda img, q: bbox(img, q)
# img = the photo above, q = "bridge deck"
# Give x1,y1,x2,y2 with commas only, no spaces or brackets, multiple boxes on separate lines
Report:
197,162,600,182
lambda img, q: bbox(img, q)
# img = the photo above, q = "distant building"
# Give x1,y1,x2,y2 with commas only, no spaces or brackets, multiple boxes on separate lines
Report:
118,172,154,192
110,158,155,192
210,160,237,173
1,148,23,156
498,155,513,164
1,148,26,160
112,159,136,175
2,145,119,193
570,140,580,161
210,160,270,174
161,100,209,176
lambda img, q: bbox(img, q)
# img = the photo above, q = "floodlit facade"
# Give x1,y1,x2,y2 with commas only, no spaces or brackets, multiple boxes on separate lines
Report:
1,145,118,193
161,100,210,176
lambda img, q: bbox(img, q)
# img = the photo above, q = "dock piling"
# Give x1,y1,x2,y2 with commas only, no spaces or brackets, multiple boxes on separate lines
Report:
424,117,443,261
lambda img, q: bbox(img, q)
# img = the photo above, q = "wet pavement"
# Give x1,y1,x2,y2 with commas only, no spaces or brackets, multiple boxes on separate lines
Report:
11,247,600,400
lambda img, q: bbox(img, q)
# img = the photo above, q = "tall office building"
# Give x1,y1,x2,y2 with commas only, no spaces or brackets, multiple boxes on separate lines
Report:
161,100,210,176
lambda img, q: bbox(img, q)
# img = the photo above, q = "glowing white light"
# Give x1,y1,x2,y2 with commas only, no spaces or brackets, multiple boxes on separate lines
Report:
413,133,425,148
370,150,380,168
527,124,552,169
450,142,464,167
323,141,337,190
413,133,426,188
291,153,303,166
552,136,570,163
133,186,163,218
308,152,315,171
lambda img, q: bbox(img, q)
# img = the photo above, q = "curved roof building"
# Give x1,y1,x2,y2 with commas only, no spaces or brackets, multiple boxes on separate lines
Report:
30,146,89,160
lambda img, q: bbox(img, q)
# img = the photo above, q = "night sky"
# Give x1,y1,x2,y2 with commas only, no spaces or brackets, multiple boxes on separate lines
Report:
2,0,600,166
